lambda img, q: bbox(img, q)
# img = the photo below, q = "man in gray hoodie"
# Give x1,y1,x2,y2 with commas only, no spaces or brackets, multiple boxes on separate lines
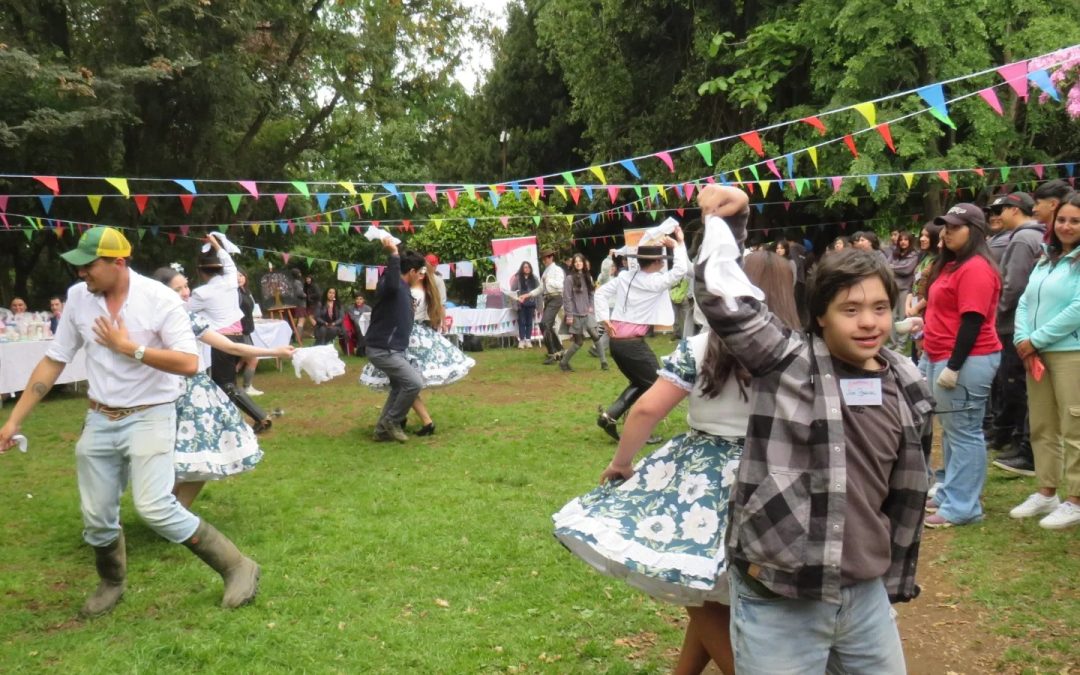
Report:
988,192,1044,476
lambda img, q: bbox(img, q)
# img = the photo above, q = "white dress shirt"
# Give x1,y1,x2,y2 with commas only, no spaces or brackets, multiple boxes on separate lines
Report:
47,271,198,408
594,244,688,326
187,247,242,331
540,262,565,296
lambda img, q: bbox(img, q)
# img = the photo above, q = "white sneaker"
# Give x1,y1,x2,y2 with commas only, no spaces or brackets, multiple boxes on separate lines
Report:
927,483,939,502
1009,492,1060,519
245,386,264,396
1039,501,1080,529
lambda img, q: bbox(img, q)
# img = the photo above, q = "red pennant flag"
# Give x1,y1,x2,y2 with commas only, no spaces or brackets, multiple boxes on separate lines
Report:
937,170,951,184
783,201,791,211
447,190,459,208
180,225,190,236
273,193,288,212
607,186,620,204
875,123,896,153
801,116,827,135
371,220,380,229
167,233,176,244
33,175,60,194
842,134,858,158
973,167,985,177
739,131,765,157
495,184,506,195
133,195,149,214
676,208,685,217
569,187,582,204
179,194,195,214
654,151,675,173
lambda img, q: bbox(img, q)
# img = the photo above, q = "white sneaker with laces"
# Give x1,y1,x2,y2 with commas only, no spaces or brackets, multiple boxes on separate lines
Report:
245,386,264,396
1039,501,1080,530
1009,492,1060,519
927,483,939,502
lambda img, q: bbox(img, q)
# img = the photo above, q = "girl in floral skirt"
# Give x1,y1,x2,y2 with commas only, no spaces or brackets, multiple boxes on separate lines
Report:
554,203,799,674
360,259,475,435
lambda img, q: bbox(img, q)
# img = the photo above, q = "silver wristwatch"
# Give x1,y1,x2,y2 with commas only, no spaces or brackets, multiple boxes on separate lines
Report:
133,345,146,362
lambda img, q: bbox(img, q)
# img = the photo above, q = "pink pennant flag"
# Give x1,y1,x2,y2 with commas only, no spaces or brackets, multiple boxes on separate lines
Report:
353,225,363,234
424,183,438,203
534,177,545,192
352,205,362,218
739,131,765,157
0,213,8,229
282,253,291,264
683,182,696,200
783,201,791,211
447,190,459,208
288,221,296,234
830,177,843,193
500,216,510,228
307,221,318,234
273,193,288,212
937,171,951,185
179,194,195,214
997,62,1029,101
238,181,259,199
180,225,190,236
654,151,675,173
607,186,620,204
973,167,985,177
33,176,60,195
978,88,1004,115
0,196,7,211
1033,164,1045,179
765,159,781,179
133,195,149,214
705,176,716,184
842,134,858,158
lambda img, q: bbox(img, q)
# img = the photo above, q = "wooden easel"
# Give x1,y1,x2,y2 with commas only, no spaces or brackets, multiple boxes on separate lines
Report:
266,304,303,345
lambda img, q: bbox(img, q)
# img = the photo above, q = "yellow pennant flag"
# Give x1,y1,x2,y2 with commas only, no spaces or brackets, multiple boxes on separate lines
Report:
564,214,574,226
432,219,443,230
852,102,876,127
330,261,338,272
902,173,915,189
105,178,130,198
807,147,819,169
87,195,103,214
589,165,607,184
379,197,388,213
759,180,772,198
658,185,668,202
322,225,329,233
555,185,568,200
734,169,744,184
529,187,541,206
361,193,374,212
251,222,261,236
339,181,356,196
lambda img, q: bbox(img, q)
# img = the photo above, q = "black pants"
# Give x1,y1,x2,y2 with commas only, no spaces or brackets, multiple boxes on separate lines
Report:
314,324,343,346
540,295,563,355
989,338,1032,458
210,337,267,424
606,338,660,419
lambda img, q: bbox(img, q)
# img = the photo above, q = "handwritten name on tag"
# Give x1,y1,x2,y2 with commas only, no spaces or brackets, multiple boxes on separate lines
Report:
840,378,882,406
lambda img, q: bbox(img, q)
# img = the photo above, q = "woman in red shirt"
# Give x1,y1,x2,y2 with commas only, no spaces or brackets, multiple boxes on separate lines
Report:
921,204,1002,527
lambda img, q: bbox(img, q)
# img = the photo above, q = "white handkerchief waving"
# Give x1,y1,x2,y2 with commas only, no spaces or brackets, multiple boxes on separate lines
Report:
698,215,764,310
201,231,241,254
364,226,401,245
291,345,347,384
640,217,679,245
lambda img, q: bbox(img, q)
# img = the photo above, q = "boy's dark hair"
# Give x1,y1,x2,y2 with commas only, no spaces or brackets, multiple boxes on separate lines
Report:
400,250,426,274
851,231,880,250
196,250,224,276
1034,179,1071,201
806,249,897,335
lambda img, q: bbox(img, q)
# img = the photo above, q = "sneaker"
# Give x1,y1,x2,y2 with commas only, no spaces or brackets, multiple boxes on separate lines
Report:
925,497,939,514
927,483,940,501
992,455,1036,477
923,513,955,529
373,423,408,443
1009,492,1060,519
1039,501,1080,529
245,386,264,396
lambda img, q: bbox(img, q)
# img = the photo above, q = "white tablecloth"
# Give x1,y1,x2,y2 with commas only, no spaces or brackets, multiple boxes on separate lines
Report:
0,340,89,395
251,319,293,350
445,307,521,337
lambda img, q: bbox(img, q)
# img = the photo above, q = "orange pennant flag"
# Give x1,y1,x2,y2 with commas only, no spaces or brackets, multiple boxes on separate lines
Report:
875,123,896,153
739,131,765,157
842,134,858,158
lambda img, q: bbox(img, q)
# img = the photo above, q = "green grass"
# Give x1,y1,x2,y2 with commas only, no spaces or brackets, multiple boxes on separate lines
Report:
1,338,1077,673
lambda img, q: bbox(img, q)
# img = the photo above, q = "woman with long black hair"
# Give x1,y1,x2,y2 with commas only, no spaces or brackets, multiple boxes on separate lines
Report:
509,261,539,349
560,253,608,372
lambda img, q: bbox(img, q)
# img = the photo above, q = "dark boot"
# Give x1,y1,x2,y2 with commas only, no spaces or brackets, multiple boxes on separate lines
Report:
223,383,269,429
560,343,581,372
596,385,640,442
183,520,260,609
81,532,126,618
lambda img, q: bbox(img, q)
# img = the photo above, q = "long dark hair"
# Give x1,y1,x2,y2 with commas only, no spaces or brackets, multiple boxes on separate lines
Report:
1045,191,1080,267
699,250,800,399
927,222,997,289
515,260,538,291
892,232,916,259
918,223,941,265
569,253,593,295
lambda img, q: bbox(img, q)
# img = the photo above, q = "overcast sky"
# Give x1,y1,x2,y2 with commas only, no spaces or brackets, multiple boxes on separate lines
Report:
455,0,511,91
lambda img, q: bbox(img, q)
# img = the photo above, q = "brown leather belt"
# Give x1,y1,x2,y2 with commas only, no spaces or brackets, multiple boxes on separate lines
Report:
89,401,154,421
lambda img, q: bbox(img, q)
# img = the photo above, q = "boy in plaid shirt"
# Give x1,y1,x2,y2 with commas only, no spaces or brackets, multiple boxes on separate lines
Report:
693,191,934,673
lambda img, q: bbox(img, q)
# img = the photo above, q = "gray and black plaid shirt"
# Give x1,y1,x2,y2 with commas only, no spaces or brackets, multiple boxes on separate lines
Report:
695,272,934,605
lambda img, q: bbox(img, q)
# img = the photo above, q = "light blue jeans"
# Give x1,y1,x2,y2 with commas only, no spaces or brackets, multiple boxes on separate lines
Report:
75,403,199,547
729,568,906,674
923,353,1000,524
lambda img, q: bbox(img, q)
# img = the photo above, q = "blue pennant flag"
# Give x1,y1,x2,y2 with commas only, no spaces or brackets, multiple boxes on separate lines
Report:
38,195,53,214
173,179,197,194
867,175,879,191
619,159,641,179
315,193,331,211
1027,69,1060,101
467,218,476,228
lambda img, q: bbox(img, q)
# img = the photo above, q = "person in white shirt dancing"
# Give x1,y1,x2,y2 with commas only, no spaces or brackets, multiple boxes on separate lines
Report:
594,229,688,441
525,247,566,365
0,227,259,617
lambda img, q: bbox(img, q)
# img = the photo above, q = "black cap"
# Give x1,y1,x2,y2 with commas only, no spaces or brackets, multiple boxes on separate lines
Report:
989,192,1035,215
934,203,987,233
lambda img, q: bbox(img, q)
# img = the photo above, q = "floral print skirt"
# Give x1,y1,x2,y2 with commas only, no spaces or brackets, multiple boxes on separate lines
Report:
359,323,476,390
173,372,263,482
553,432,742,606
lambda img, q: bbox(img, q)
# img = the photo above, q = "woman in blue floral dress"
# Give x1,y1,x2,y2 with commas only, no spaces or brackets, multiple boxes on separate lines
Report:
150,266,294,508
554,242,800,675
360,259,474,435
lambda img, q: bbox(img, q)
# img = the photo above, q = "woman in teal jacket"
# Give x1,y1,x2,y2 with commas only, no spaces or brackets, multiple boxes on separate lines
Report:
1011,192,1080,530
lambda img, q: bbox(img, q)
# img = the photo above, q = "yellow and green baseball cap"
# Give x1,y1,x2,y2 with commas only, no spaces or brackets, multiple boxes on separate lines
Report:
60,227,132,265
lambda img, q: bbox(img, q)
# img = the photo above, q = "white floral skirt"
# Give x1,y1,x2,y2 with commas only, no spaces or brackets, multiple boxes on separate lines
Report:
173,372,263,482
359,322,476,390
553,432,742,606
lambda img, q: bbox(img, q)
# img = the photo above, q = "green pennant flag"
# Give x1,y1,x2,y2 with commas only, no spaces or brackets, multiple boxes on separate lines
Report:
23,228,33,241
532,215,542,226
694,142,713,166
1000,166,1011,182
227,194,243,213
339,224,349,235
305,257,314,268
632,185,643,199
291,181,311,198
928,108,957,130
795,178,808,196
560,171,577,187
137,228,146,240
748,165,761,181
464,184,477,200
649,209,657,220
648,185,660,199
404,192,416,211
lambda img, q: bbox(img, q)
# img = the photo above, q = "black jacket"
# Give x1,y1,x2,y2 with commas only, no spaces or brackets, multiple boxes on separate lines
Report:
366,255,412,351
315,300,344,327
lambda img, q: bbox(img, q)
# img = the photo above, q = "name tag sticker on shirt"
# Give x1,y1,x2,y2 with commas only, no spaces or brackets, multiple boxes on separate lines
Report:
840,378,882,406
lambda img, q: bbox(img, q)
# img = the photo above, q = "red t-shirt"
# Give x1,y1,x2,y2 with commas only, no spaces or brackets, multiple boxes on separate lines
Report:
923,256,1002,361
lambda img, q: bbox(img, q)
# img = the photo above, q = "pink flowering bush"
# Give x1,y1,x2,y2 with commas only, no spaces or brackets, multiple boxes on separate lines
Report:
1031,47,1080,118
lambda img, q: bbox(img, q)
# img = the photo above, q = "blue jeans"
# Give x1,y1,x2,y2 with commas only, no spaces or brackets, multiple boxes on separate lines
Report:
729,568,906,674
924,353,1000,524
366,347,422,428
517,303,535,341
76,403,199,547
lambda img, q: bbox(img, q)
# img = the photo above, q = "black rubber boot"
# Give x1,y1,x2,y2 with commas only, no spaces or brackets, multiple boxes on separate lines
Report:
81,532,126,618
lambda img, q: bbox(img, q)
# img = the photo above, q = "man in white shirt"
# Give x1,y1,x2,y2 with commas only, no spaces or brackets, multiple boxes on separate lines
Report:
594,229,688,441
522,248,566,364
0,227,259,617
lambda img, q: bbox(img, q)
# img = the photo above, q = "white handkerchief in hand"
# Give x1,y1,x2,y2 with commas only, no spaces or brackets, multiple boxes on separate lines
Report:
698,215,764,310
291,345,347,384
641,217,679,245
364,226,401,245
200,231,242,254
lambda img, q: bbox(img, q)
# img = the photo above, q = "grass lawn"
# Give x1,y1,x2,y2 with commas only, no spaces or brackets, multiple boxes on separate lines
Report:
1,338,1076,673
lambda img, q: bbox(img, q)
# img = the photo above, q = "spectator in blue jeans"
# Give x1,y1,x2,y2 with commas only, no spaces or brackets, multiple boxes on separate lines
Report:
920,204,1002,527
364,238,425,442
